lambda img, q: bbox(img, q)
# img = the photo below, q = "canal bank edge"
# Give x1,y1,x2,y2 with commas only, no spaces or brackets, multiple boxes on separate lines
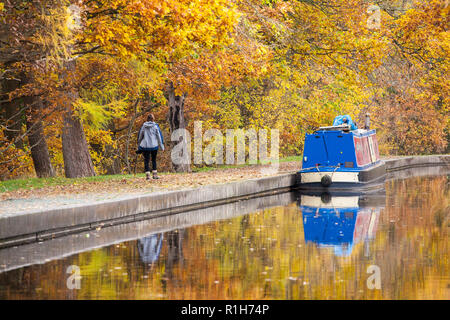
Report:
0,155,449,248
0,192,297,273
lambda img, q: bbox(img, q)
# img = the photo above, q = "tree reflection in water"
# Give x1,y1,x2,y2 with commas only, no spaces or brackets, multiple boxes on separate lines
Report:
0,175,448,299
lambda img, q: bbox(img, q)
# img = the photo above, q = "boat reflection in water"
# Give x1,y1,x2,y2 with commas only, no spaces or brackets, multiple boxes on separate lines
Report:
297,190,385,256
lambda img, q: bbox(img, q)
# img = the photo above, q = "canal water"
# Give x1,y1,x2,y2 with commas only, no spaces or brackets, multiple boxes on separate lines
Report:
0,175,448,299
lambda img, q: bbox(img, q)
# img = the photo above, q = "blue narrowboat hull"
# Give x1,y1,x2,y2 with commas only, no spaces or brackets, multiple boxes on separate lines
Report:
297,123,386,190
296,161,386,192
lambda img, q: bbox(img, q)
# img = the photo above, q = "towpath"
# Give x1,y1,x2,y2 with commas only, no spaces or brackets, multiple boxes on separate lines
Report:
0,161,301,215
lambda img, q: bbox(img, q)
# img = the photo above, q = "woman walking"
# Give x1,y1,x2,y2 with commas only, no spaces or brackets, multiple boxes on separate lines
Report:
137,114,165,180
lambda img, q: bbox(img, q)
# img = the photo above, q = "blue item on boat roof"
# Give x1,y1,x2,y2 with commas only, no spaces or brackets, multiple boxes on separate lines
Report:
333,115,358,130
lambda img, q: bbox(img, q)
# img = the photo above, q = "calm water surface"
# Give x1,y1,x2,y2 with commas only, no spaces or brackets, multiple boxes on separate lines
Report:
0,175,448,299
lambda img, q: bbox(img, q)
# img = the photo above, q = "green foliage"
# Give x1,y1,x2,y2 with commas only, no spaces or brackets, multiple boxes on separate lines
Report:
75,86,128,130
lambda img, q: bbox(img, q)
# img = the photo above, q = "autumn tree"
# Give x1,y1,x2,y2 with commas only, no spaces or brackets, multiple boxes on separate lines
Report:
370,0,449,154
0,0,448,180
0,1,62,178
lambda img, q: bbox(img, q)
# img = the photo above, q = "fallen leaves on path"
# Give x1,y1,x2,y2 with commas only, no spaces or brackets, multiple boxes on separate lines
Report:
0,162,301,213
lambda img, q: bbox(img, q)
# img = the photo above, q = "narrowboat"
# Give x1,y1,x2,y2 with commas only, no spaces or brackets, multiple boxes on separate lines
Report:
297,114,386,191
297,191,384,256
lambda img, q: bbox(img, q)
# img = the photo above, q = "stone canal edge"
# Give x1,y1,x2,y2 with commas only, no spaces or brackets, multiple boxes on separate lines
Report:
0,155,449,249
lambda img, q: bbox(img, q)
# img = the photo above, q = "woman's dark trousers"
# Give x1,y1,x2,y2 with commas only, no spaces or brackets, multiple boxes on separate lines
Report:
143,150,158,172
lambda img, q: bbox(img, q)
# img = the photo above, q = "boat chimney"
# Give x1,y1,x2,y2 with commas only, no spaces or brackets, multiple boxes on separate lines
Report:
364,113,370,129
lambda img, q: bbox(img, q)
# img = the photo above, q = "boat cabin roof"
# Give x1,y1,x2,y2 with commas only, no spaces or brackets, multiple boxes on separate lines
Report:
315,125,373,137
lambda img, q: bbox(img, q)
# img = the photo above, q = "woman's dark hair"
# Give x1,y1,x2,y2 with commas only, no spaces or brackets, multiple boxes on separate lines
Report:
147,114,155,122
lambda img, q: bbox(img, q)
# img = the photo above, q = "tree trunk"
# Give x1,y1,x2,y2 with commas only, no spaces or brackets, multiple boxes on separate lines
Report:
1,78,24,149
104,143,122,175
167,82,191,172
62,109,96,178
60,59,96,178
25,98,55,178
105,121,122,175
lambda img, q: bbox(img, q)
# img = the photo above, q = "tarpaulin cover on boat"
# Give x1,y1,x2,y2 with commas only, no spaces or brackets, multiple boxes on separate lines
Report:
333,115,358,130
